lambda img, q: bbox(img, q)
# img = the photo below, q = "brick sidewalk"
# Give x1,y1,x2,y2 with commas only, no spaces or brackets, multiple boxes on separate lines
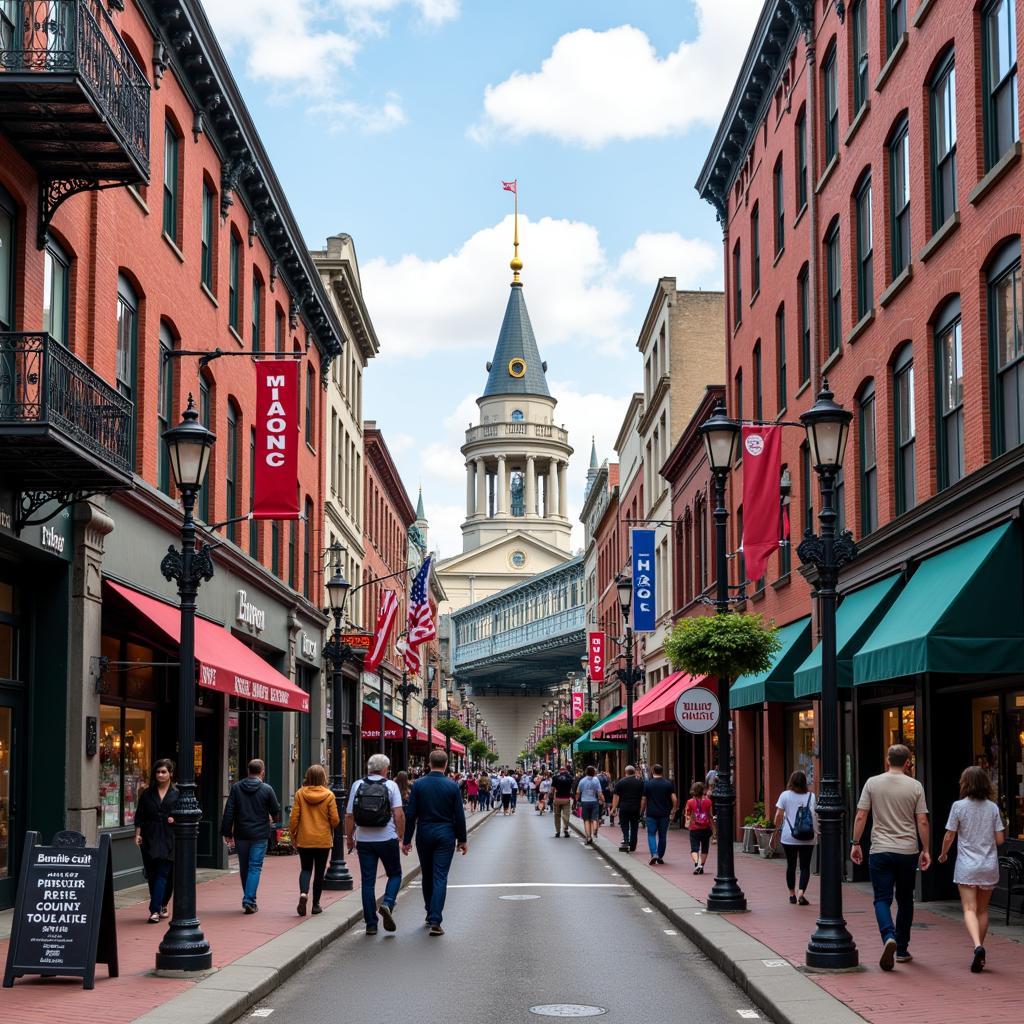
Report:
612,827,1022,1024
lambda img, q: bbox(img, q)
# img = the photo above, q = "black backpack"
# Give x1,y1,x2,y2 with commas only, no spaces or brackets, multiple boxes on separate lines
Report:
352,777,393,828
789,794,816,842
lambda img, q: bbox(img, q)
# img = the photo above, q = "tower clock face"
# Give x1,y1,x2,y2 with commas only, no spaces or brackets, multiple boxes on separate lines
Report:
508,358,527,378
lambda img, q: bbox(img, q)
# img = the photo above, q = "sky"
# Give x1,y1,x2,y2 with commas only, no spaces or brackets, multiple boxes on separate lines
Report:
201,0,765,558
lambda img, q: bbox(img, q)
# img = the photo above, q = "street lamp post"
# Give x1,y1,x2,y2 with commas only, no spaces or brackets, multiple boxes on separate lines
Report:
579,654,592,713
322,543,354,892
442,686,452,765
698,401,747,914
424,658,439,751
797,382,859,970
156,397,215,971
614,574,641,768
396,671,420,772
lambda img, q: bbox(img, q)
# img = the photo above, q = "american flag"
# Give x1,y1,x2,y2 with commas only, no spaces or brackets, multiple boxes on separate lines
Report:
407,556,437,649
364,588,398,672
396,636,421,675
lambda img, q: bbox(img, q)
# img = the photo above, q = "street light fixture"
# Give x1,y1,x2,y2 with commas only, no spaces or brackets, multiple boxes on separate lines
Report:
579,654,593,713
697,401,746,914
156,397,215,971
797,382,858,970
614,573,641,768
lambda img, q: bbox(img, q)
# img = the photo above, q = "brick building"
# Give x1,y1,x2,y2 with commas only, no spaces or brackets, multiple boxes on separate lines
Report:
696,0,1024,906
0,0,343,903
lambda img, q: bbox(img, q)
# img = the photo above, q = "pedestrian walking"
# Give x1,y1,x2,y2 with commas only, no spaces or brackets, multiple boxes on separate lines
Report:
498,770,516,815
345,753,405,936
640,764,678,865
509,770,519,812
938,765,1006,973
576,765,605,844
773,771,816,902
538,772,552,814
289,764,339,917
395,770,411,811
402,749,468,936
684,781,716,875
133,758,178,923
597,769,613,825
611,765,644,852
465,772,479,812
550,764,574,836
851,744,931,971
220,758,281,914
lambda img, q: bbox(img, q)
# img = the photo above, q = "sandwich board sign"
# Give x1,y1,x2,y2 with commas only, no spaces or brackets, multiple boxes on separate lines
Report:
3,830,118,989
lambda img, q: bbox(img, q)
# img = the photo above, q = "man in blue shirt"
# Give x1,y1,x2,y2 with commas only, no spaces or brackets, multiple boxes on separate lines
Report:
402,749,468,935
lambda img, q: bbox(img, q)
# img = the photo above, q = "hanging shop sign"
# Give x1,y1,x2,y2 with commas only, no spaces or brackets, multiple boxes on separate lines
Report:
300,631,319,662
673,687,720,735
252,360,300,520
3,831,118,990
630,529,656,632
571,691,585,720
587,631,605,682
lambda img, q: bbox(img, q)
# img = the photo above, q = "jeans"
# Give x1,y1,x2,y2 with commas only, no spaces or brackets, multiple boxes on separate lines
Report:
417,824,456,926
553,799,571,834
510,789,518,809
868,851,918,952
528,788,537,803
142,853,173,914
298,847,330,906
646,816,670,859
356,839,402,927
619,809,640,850
783,843,814,892
235,838,268,907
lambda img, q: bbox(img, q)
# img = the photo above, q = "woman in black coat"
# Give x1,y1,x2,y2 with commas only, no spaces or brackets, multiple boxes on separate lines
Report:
134,758,178,923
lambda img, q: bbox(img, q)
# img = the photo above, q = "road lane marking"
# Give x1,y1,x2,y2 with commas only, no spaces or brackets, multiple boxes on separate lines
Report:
250,1011,275,1018
444,882,629,888
641,907,653,913
737,1011,760,1019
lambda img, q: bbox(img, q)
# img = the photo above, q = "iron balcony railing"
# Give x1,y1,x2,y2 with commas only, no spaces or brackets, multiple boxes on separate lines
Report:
0,0,150,173
0,331,133,476
465,421,569,445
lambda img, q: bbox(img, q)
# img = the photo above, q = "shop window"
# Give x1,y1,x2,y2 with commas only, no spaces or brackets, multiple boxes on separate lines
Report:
930,51,957,230
796,108,808,211
786,708,815,787
893,343,916,513
983,0,1018,171
988,238,1024,455
886,0,905,55
859,381,877,534
0,184,14,331
889,119,911,279
936,299,965,487
252,272,262,353
856,175,874,318
1007,693,1024,838
883,703,916,769
798,264,811,384
158,324,175,495
825,222,841,355
823,45,838,164
852,0,869,113
43,239,69,346
776,306,787,413
116,275,139,468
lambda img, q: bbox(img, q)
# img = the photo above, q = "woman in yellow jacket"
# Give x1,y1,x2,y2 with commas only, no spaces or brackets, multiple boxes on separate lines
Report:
289,764,340,916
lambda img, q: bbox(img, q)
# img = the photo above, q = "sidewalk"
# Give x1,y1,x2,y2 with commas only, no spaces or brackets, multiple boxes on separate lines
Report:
1,808,492,1024
575,818,1023,1024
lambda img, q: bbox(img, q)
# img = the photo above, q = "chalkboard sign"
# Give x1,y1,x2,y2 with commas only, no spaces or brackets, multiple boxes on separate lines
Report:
3,830,119,990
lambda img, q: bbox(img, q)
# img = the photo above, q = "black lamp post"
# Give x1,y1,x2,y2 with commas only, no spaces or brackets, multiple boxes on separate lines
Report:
156,396,215,971
797,381,859,970
698,401,747,914
424,658,439,752
322,543,354,891
442,686,452,765
614,574,641,768
396,670,420,772
580,654,592,713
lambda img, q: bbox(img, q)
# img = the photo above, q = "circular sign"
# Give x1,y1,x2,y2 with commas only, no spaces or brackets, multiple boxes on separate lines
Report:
744,432,765,457
674,686,720,734
509,357,527,378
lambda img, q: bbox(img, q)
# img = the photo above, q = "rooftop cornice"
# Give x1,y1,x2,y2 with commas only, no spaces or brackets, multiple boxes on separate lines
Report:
364,427,416,525
614,393,645,454
311,240,380,364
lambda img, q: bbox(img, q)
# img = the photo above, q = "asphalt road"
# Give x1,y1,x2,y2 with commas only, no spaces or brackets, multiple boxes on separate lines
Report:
240,802,770,1024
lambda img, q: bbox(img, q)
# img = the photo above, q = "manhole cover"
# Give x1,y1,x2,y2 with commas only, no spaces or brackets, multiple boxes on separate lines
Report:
500,893,541,900
530,1006,607,1017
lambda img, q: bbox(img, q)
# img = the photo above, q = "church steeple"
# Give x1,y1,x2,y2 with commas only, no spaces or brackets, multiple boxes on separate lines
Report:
584,437,600,500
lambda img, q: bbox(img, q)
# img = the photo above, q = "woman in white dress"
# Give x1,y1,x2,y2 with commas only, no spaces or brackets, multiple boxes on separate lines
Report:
938,765,1005,973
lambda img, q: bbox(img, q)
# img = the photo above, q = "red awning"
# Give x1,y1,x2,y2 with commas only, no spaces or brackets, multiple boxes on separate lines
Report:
361,703,412,740
593,671,687,739
433,728,466,755
635,674,714,730
107,581,309,712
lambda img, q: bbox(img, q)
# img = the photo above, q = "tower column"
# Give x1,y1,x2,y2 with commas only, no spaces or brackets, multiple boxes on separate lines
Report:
497,456,507,515
558,460,568,518
466,462,475,518
547,460,558,519
476,457,488,518
525,455,537,517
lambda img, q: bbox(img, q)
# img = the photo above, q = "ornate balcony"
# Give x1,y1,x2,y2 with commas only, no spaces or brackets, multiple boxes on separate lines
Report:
0,331,134,527
465,421,570,445
0,0,150,244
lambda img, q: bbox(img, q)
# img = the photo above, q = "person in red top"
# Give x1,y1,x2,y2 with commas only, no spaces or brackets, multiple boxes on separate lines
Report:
684,781,715,875
465,773,479,812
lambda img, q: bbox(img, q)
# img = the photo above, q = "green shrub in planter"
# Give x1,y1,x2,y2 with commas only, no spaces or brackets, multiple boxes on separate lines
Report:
665,612,782,680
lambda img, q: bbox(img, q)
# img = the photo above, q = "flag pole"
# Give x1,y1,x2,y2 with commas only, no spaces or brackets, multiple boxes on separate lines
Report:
511,179,522,284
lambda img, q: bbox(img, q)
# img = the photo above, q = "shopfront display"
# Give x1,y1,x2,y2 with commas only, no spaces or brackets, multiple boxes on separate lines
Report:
786,707,815,786
883,702,916,770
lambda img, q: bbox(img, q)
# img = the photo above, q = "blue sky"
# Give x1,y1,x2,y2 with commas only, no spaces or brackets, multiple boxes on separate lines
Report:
203,0,764,556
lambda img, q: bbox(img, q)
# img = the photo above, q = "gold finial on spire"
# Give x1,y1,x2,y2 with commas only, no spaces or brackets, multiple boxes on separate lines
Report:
503,178,522,283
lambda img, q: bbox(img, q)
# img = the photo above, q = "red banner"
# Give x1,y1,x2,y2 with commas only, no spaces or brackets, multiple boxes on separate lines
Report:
253,360,300,520
741,425,782,583
571,691,585,720
587,631,605,682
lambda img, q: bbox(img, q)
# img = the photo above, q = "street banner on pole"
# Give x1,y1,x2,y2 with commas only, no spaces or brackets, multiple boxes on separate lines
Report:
631,528,656,632
740,425,782,583
571,691,585,720
253,360,300,519
587,630,605,682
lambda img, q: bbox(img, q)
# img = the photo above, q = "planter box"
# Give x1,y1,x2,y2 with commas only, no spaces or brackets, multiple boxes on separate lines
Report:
742,825,758,854
754,827,778,859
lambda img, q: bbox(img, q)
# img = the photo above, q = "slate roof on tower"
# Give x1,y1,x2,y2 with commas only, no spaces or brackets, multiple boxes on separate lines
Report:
482,282,551,398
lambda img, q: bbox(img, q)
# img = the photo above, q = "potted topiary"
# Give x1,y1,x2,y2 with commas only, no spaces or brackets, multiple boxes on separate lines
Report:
664,612,782,682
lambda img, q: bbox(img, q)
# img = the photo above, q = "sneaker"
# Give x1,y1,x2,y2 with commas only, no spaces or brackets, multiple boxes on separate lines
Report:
554,832,561,838
312,905,323,915
159,907,169,919
561,832,570,838
380,904,396,933
880,938,897,971
895,951,912,963
971,946,985,973
618,844,629,852
649,857,658,865
243,903,257,915
693,865,700,875
365,926,378,936
297,894,308,917
147,912,160,924
657,858,665,865
697,866,704,875
429,924,444,936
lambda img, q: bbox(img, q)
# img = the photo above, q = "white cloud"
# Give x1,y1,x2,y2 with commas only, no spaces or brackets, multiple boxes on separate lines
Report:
470,2,764,147
618,232,722,290
339,0,459,34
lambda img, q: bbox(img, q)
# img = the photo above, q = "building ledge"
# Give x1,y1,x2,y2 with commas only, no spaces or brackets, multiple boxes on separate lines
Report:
772,571,792,591
846,309,875,345
879,264,913,308
912,0,936,29
875,34,908,94
919,213,960,263
844,101,870,148
793,203,807,231
816,154,839,195
969,143,1021,207
822,345,843,376
773,245,785,268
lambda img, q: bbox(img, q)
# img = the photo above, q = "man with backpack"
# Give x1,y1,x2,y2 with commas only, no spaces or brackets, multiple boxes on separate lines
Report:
345,753,405,935
220,758,281,913
683,781,716,875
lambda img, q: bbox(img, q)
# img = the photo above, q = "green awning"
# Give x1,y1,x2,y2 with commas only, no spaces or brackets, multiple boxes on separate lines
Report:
792,574,904,697
730,617,812,710
853,522,1024,686
574,707,627,753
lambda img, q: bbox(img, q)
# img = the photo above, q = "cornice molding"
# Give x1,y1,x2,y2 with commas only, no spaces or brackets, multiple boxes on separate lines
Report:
364,429,416,525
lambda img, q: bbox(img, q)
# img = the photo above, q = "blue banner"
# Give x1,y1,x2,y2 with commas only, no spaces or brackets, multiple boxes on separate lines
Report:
631,529,656,632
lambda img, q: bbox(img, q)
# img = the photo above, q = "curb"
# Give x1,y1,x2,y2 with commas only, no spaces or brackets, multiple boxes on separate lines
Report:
133,808,496,1024
568,819,867,1024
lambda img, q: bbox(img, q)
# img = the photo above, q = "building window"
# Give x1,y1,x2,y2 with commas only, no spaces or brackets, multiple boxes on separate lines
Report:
751,204,760,296
801,443,814,535
890,119,911,278
303,498,313,598
983,0,1018,170
275,307,285,353
251,273,262,352
798,265,810,384
162,120,179,242
887,0,906,55
836,467,847,534
98,701,153,830
753,341,763,420
199,377,211,522
856,176,874,318
779,467,791,577
735,369,744,448
249,427,259,557
990,240,1024,455
226,404,239,542
0,185,14,331
229,233,241,332
773,158,785,255
893,343,916,514
732,241,742,327
930,52,957,230
936,301,965,487
289,505,297,588
853,0,869,113
201,181,214,291
796,109,808,211
116,275,138,468
776,306,787,413
859,381,877,535
158,325,175,495
823,46,839,164
272,520,281,577
43,240,69,345
306,364,315,446
825,223,842,355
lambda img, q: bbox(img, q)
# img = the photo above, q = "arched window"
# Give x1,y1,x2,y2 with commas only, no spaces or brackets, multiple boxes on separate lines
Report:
251,271,263,352
201,177,216,292
893,343,916,513
158,322,176,495
275,305,285,353
226,402,239,542
753,340,763,419
889,117,911,278
779,466,791,576
824,220,842,355
982,0,1018,170
935,296,964,487
116,274,139,467
852,0,869,113
855,173,874,318
272,519,281,577
306,364,315,446
989,238,1024,454
822,43,838,163
0,183,15,332
776,305,787,413
303,497,314,598
798,264,811,385
228,230,242,332
858,380,877,534
289,487,298,587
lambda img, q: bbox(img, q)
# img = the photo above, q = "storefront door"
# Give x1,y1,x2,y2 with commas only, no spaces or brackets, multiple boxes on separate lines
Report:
195,708,220,867
0,692,22,908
